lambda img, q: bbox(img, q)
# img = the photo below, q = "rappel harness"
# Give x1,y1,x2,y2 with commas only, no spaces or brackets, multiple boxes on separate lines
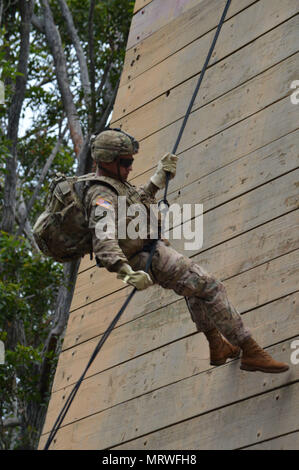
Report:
44,0,232,450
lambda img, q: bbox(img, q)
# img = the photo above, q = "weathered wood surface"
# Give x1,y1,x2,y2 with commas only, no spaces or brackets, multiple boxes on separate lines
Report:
114,0,299,120
126,0,257,84
117,22,299,142
54,246,299,392
129,0,201,50
133,0,153,15
127,90,299,183
42,292,298,434
246,432,299,450
40,346,298,449
112,382,299,450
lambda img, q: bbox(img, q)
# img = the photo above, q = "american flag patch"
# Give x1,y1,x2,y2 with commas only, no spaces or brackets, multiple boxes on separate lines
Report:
95,197,113,210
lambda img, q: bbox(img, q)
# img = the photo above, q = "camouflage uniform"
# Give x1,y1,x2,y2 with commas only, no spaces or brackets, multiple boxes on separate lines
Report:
84,176,251,347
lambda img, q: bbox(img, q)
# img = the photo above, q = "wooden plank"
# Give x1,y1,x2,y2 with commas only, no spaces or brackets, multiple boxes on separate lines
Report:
113,383,299,450
72,129,299,308
70,263,125,310
167,129,299,212
42,292,299,435
39,344,298,449
134,0,153,15
129,0,200,50
125,0,257,84
116,19,299,142
113,0,299,121
129,87,299,182
54,248,299,391
245,432,299,450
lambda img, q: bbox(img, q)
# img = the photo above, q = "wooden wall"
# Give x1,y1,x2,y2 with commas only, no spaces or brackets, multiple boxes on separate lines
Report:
39,0,299,450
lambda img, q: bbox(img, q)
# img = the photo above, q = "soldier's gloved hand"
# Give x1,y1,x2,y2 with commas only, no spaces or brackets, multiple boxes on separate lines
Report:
117,263,153,290
150,153,178,189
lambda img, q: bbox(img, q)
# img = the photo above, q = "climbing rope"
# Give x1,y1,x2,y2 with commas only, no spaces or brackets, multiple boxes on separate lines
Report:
43,0,231,450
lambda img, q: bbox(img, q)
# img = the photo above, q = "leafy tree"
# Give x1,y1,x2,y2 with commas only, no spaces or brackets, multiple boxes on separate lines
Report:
0,0,133,449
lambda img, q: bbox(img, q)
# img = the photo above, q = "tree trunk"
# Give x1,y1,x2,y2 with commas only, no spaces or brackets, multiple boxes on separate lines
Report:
57,0,92,111
41,0,84,156
0,0,35,234
31,258,81,449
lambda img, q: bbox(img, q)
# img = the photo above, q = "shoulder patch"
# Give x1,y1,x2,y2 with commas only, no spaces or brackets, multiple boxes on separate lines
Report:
95,196,114,210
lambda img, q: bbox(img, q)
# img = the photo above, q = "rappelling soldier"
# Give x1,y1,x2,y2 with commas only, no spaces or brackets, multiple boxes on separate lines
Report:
84,128,289,374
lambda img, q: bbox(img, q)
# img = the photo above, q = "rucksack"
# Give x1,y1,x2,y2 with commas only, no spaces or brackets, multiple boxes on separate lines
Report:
33,172,100,263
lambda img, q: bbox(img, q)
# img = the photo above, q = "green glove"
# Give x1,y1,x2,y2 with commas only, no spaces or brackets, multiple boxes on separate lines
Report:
117,263,153,290
150,153,178,189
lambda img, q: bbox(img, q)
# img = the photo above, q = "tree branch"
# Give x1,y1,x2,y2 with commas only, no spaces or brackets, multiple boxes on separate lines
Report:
88,0,96,130
16,124,67,238
39,258,80,400
41,0,83,156
95,77,120,133
2,417,22,429
31,13,45,34
0,0,35,234
15,207,39,254
57,0,91,110
96,59,113,100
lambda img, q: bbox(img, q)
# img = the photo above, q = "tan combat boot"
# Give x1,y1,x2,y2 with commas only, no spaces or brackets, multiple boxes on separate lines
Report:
240,337,289,373
205,328,241,366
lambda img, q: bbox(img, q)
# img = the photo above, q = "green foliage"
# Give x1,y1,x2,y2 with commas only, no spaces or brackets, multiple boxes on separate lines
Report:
0,232,64,448
0,232,63,337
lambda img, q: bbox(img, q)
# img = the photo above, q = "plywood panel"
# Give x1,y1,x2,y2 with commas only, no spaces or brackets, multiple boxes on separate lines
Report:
113,383,299,450
128,90,298,181
43,292,298,434
245,432,299,450
129,0,201,50
134,0,153,15
39,346,298,449
114,0,299,120
116,20,299,141
54,248,299,392
125,0,257,86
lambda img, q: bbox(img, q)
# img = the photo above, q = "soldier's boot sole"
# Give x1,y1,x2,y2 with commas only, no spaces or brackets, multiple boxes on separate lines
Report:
240,363,289,373
240,337,289,374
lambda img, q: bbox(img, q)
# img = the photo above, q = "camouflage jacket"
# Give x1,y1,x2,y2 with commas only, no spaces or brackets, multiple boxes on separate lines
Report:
84,175,161,272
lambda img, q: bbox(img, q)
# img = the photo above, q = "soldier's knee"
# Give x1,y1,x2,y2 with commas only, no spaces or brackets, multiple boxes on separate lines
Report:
203,276,227,300
174,264,207,297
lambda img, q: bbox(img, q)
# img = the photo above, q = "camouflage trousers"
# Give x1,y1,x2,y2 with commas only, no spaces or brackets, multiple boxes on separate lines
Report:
129,240,251,346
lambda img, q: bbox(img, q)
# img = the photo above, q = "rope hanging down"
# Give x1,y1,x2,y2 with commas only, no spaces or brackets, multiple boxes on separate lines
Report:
43,0,231,450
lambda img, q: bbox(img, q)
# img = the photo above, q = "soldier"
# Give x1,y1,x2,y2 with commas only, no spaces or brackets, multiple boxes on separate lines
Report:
85,128,289,374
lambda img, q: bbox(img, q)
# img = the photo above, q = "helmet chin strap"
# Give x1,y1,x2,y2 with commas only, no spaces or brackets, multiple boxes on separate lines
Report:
98,157,125,183
116,156,124,183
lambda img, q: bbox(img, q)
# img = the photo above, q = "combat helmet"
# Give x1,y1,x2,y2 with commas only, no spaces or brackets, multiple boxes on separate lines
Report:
90,128,139,165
